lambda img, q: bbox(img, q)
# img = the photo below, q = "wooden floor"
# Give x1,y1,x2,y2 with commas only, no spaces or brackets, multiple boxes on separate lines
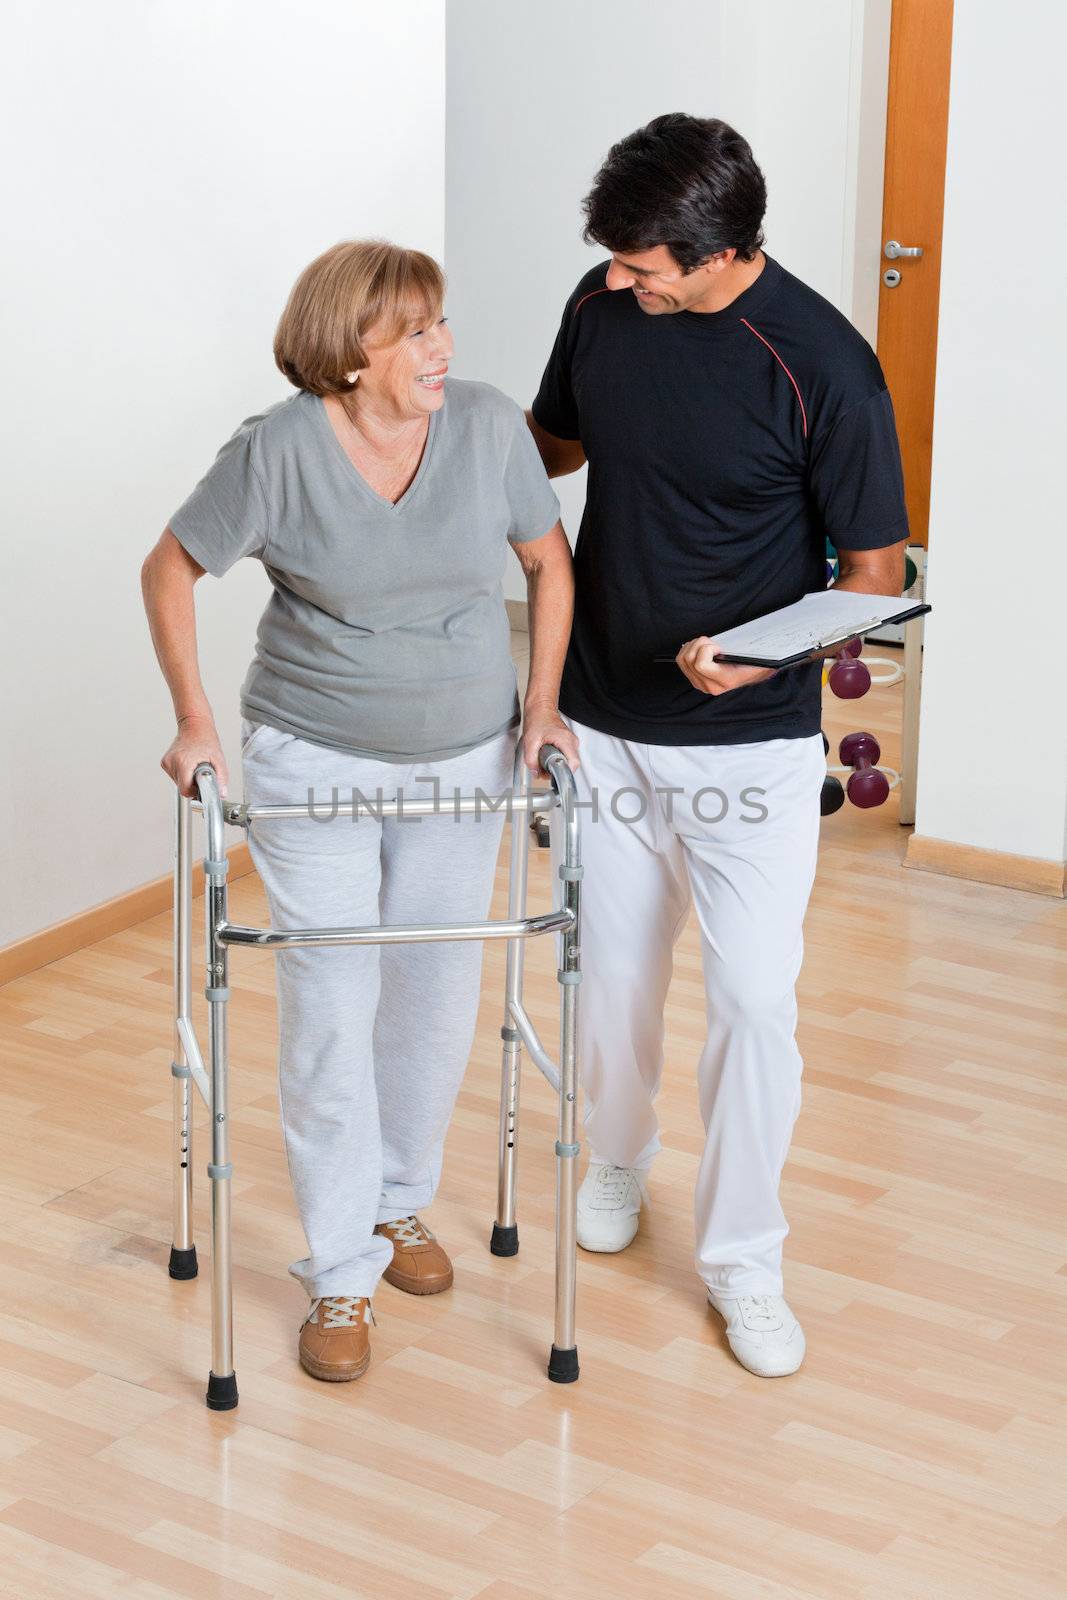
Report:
1,650,1065,1599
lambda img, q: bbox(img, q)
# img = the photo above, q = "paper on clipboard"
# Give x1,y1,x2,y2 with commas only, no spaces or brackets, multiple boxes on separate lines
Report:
710,590,930,667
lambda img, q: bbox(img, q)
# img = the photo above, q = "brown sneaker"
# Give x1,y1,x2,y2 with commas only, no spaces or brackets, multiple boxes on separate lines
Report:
374,1216,454,1295
298,1296,374,1382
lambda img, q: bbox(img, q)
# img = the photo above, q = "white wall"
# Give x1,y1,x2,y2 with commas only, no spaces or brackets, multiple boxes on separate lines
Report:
445,0,890,598
15,1,1054,954
0,2,445,947
914,5,1067,866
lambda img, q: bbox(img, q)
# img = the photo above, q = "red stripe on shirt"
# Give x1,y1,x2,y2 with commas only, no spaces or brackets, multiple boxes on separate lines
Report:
574,287,611,316
740,318,809,439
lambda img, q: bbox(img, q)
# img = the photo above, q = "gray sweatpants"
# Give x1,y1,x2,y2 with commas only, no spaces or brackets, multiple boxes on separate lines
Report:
240,718,514,1299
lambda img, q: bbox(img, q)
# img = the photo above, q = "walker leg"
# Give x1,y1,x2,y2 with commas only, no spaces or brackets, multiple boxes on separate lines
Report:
204,853,238,1411
549,781,582,1384
169,792,198,1281
492,750,529,1257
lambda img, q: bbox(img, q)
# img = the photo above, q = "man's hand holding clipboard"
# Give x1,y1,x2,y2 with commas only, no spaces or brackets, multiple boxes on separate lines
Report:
673,640,780,698
658,589,931,695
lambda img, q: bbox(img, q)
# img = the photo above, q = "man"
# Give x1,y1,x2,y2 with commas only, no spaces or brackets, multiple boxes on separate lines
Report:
527,114,907,1377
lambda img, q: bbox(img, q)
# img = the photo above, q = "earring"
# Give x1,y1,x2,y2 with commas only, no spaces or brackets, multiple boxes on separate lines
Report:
345,371,360,385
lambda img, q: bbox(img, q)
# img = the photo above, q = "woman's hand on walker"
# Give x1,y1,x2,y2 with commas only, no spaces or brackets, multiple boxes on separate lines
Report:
162,713,230,799
521,701,580,775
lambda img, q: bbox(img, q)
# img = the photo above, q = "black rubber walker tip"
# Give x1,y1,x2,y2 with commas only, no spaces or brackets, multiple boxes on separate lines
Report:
490,1221,519,1257
206,1371,239,1411
548,1345,580,1384
168,1244,199,1280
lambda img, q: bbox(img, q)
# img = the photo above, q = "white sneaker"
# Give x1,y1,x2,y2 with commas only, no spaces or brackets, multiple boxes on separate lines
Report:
576,1162,645,1253
707,1291,805,1377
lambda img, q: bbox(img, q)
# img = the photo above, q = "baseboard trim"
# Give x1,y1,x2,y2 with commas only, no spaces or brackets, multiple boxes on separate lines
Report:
0,841,255,987
904,834,1066,898
5,826,1061,983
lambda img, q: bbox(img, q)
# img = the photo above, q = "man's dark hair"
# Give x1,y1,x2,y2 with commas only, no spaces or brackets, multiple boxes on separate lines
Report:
582,113,767,271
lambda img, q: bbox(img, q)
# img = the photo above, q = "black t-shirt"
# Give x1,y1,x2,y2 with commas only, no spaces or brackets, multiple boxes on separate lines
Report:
532,254,909,745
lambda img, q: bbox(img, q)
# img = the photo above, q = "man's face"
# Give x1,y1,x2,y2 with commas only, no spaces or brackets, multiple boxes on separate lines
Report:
604,244,716,313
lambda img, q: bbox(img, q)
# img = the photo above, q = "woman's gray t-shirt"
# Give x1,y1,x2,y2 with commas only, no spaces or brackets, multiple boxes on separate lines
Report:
169,380,560,761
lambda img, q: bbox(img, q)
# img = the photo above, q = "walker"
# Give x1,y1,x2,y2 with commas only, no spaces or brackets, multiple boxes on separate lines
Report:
167,743,582,1409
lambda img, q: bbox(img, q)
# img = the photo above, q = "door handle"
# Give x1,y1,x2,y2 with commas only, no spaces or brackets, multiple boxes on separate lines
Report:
884,239,924,260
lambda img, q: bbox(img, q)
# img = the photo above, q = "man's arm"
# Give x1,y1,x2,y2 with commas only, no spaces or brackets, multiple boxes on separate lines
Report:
525,410,586,479
833,538,906,599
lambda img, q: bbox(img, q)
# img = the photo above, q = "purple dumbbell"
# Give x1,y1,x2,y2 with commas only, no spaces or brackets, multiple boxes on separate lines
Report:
839,732,890,808
829,635,871,699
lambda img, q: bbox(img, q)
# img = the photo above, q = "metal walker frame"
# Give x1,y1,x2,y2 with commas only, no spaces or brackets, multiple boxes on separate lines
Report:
168,743,582,1409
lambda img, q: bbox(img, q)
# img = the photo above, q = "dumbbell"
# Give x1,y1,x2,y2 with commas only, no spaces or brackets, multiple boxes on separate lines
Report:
828,635,871,699
820,731,845,815
839,731,890,809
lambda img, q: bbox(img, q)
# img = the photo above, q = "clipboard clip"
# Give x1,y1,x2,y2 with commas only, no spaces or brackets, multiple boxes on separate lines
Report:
790,617,883,656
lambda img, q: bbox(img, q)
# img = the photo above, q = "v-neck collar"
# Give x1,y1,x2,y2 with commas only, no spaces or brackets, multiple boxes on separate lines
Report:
311,392,439,513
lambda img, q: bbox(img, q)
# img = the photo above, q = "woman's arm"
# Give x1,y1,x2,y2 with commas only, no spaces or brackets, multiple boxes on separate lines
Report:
510,521,580,773
141,527,230,796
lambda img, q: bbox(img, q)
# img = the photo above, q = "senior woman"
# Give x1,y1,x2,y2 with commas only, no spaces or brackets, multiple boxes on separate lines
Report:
141,240,577,1383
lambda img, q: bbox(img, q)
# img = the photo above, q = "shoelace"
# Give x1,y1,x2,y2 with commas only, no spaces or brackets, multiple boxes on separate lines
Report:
381,1215,433,1249
736,1294,779,1328
310,1296,374,1329
593,1164,639,1208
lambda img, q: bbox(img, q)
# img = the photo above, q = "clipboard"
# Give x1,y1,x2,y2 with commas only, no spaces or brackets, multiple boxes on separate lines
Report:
654,592,931,669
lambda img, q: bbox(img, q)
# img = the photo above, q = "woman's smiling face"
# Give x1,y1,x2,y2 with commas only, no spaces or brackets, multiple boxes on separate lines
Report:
358,309,454,420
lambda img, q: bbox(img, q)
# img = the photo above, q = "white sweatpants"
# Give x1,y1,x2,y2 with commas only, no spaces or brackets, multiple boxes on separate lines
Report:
240,719,513,1300
554,717,825,1296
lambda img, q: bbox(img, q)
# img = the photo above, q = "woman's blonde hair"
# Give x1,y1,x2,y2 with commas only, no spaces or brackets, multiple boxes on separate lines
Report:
273,240,445,396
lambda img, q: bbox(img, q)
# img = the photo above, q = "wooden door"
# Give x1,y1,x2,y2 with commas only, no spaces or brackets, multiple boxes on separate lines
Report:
876,0,954,547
